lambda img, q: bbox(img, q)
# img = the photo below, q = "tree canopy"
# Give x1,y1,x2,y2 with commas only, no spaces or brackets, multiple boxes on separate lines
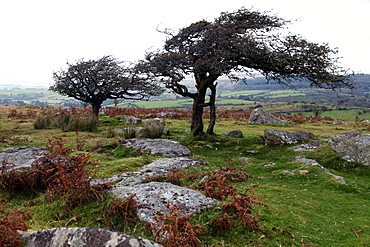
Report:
50,55,163,117
138,7,353,136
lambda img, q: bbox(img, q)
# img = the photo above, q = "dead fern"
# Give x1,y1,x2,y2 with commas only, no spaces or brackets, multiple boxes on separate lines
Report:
149,202,206,247
208,213,233,236
1,139,112,214
0,158,36,195
199,173,237,200
30,151,111,213
0,195,31,247
105,194,139,230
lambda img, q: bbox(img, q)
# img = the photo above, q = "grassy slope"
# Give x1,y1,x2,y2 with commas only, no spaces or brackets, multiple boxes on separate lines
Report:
0,106,369,246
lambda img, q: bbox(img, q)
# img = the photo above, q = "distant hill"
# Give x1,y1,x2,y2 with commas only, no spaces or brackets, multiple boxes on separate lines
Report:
214,74,370,108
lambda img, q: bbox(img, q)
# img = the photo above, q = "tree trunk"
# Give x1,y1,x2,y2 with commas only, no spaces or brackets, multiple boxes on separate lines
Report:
91,103,101,118
191,94,205,136
191,80,211,136
206,83,217,135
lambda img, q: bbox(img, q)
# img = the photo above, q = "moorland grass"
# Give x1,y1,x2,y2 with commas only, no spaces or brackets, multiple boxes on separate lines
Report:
0,105,369,246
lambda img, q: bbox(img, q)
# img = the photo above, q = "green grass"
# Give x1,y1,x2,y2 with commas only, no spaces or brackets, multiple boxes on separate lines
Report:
1,105,370,246
291,109,370,120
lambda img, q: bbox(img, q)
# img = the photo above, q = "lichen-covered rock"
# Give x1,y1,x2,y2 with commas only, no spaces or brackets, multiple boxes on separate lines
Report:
264,128,316,145
144,118,170,135
0,147,49,172
328,132,370,166
249,108,287,125
101,157,206,186
141,157,206,174
22,227,162,247
110,182,217,223
289,141,323,151
121,138,191,157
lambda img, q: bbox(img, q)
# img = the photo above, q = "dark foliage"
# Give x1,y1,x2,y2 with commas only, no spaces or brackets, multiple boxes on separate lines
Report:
50,55,164,117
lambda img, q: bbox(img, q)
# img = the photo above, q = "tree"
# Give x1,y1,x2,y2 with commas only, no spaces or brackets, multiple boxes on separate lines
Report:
50,55,164,117
138,8,353,136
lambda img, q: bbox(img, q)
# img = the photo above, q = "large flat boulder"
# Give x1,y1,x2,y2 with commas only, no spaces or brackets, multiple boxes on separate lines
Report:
110,182,217,224
0,147,49,172
264,128,317,145
101,157,206,186
328,132,370,166
22,227,161,247
121,138,191,157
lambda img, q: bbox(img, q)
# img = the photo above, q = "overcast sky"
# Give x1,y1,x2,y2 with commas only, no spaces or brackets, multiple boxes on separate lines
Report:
0,0,369,86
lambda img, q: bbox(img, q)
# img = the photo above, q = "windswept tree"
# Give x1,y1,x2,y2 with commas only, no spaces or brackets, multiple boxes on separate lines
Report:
137,7,353,136
50,55,164,117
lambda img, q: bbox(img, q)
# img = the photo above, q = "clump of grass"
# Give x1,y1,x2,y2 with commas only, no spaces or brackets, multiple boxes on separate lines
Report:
34,115,53,129
121,127,137,139
113,146,144,158
34,113,98,132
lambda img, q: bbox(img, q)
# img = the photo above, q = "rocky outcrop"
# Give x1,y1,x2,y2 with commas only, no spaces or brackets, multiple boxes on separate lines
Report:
121,138,191,157
110,182,217,224
249,108,287,125
22,227,162,247
140,157,206,174
101,157,206,186
0,147,49,172
264,128,317,145
104,157,214,225
328,132,370,166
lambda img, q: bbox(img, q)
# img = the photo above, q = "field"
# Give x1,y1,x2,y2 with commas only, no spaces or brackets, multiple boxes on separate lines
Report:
0,105,369,246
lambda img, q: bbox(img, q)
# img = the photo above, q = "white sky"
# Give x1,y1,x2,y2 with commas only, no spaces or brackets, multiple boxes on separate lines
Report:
0,0,369,86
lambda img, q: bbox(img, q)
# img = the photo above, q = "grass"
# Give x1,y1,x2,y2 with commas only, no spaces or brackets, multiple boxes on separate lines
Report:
0,105,369,246
291,109,370,120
